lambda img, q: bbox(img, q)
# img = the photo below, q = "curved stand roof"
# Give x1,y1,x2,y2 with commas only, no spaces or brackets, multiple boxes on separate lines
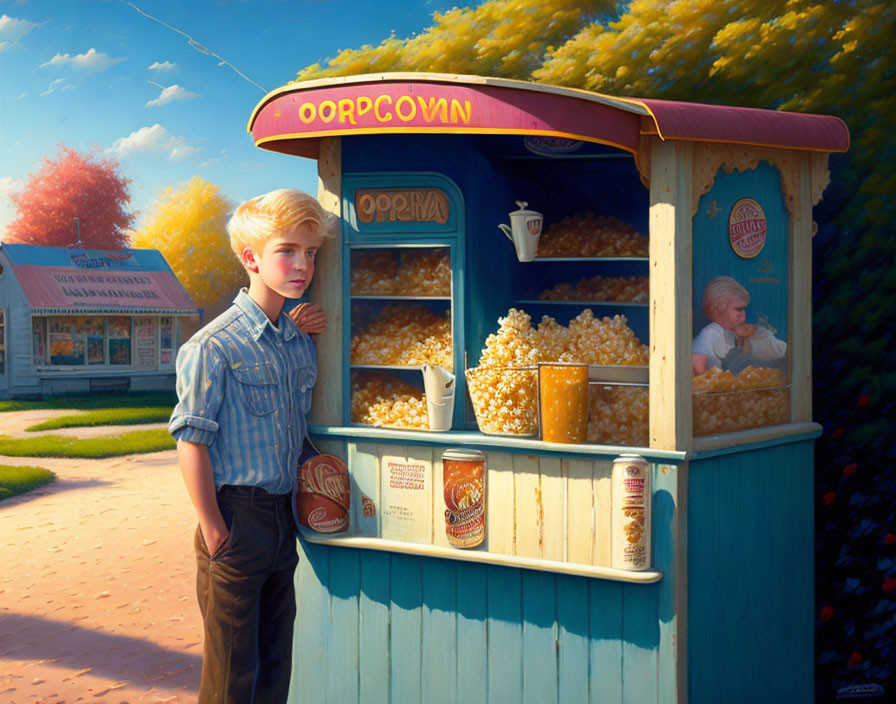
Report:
248,73,849,160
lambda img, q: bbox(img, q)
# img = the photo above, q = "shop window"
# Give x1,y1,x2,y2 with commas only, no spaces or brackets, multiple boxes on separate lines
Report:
85,317,106,365
109,317,131,365
0,308,6,375
160,317,174,366
133,317,158,369
48,317,86,366
32,318,47,365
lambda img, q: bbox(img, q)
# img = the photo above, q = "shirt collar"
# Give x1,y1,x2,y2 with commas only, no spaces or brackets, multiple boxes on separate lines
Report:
233,289,298,342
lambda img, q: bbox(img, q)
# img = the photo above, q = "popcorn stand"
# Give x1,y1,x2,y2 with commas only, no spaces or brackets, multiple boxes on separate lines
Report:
247,74,848,703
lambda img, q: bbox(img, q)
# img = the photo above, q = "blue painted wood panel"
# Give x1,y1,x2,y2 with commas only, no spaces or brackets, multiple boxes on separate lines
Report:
289,459,678,704
687,440,815,704
290,439,814,704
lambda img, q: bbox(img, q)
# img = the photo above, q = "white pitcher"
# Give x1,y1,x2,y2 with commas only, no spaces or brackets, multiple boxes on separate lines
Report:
421,364,455,431
498,201,543,262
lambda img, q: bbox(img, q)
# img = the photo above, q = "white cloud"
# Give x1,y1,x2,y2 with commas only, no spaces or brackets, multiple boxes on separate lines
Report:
106,124,200,161
40,47,125,72
148,60,176,71
146,83,199,107
200,149,228,169
0,14,38,42
40,78,66,95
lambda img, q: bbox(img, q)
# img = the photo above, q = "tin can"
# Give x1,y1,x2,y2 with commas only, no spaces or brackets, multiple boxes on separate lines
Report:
442,449,486,548
296,454,351,533
611,454,651,570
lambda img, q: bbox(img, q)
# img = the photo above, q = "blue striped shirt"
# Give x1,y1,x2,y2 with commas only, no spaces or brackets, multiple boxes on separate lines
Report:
168,289,317,495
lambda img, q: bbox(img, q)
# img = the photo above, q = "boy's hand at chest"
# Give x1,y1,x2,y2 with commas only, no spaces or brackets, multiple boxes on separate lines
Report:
288,303,327,335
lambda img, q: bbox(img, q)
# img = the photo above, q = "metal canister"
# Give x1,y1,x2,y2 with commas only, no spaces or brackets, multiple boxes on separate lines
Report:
611,454,651,570
442,449,486,548
296,454,351,533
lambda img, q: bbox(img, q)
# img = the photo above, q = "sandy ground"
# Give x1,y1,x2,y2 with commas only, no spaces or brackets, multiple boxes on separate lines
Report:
0,411,202,704
1,409,169,440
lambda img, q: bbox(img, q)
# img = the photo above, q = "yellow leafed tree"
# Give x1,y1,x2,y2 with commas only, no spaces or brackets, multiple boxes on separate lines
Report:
295,0,615,82
130,176,245,319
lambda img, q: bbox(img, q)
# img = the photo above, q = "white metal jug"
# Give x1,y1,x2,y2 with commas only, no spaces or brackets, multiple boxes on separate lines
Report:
498,201,543,262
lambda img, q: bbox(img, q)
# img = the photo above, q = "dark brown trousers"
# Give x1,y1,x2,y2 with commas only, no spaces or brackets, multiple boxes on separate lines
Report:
194,485,299,704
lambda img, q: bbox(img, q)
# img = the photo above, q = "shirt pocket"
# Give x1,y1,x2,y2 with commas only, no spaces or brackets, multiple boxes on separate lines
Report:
232,362,278,416
295,366,316,415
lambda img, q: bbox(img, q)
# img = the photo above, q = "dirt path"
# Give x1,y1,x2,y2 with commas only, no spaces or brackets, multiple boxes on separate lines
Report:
0,409,169,439
0,429,203,703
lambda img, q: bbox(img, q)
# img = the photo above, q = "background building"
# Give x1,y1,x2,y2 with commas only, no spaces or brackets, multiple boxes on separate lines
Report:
0,243,197,397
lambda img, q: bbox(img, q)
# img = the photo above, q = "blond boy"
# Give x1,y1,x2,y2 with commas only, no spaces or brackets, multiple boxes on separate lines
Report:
169,189,331,703
692,275,786,376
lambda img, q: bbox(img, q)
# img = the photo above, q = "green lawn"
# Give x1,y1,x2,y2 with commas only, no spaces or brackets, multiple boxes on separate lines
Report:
0,394,176,498
0,391,177,413
25,406,173,431
0,429,176,458
0,465,56,501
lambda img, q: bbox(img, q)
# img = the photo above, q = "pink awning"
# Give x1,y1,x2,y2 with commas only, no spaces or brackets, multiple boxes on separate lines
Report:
631,97,850,152
16,265,197,315
248,74,849,157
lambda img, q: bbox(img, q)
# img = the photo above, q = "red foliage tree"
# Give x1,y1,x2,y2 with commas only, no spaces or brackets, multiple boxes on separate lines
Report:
4,145,134,249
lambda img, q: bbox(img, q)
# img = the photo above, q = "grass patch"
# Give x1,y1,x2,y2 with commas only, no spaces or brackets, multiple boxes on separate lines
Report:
0,391,177,413
0,465,56,501
0,429,176,458
25,406,173,432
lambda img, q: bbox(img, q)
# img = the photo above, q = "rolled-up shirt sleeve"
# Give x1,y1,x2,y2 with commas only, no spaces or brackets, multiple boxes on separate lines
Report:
169,339,225,446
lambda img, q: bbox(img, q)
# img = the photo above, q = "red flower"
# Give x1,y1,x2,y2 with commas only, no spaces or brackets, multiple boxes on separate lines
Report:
856,394,871,408
831,427,845,439
885,534,896,546
848,651,862,667
822,492,836,506
820,605,834,621
843,463,858,477
883,577,896,596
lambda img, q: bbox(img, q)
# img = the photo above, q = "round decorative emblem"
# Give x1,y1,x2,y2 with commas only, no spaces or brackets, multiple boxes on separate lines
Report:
728,198,767,259
523,136,583,156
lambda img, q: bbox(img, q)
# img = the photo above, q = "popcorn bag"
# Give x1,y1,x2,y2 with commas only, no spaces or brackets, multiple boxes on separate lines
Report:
296,454,351,534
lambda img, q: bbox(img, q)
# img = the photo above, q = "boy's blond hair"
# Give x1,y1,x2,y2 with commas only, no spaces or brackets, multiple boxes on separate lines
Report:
702,276,750,317
227,188,334,257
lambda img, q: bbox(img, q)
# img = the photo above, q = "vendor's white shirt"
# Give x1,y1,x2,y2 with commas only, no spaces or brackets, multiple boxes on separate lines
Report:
747,326,788,361
693,322,734,370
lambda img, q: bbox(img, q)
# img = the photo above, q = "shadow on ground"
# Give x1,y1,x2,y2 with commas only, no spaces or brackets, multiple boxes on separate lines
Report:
0,478,112,509
0,612,200,692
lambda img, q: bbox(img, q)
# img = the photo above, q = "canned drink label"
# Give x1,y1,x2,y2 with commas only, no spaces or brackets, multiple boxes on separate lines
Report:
443,450,486,548
611,455,650,570
296,454,351,534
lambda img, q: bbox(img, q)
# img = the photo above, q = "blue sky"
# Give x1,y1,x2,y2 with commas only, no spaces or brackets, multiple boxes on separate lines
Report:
0,0,453,239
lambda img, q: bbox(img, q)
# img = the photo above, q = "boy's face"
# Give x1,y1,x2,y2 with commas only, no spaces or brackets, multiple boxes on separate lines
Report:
712,294,748,331
250,223,322,299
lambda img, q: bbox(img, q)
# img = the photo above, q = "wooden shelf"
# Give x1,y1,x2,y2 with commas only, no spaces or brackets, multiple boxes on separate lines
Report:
308,424,687,461
350,364,425,371
518,299,647,307
350,295,452,300
530,256,648,262
299,533,664,583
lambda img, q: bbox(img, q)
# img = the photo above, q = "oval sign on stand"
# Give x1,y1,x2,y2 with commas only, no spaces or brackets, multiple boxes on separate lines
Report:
728,197,767,259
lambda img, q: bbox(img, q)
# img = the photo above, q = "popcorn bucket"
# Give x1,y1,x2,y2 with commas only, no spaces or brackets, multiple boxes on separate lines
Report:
465,365,538,436
498,201,543,262
296,454,350,533
421,363,455,431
